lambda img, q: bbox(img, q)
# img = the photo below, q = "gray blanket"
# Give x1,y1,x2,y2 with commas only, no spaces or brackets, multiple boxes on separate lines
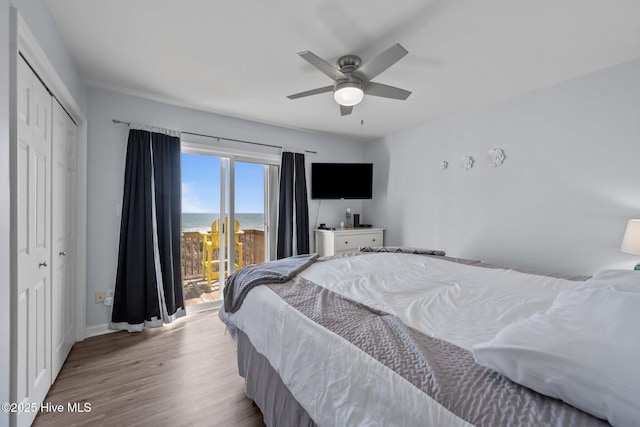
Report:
267,276,608,427
360,245,445,256
222,253,318,313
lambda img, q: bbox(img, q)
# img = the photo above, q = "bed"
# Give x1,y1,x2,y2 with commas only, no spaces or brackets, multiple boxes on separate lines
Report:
219,248,640,427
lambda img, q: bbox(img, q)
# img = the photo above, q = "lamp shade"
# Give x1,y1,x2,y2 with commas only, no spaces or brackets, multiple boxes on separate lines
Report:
621,219,640,255
334,81,364,106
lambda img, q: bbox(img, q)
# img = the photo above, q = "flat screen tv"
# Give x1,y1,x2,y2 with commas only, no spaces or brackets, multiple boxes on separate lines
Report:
311,163,373,199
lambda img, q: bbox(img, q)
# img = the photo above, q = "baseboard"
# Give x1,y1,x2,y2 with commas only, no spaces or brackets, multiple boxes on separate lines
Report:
84,305,221,338
85,323,117,338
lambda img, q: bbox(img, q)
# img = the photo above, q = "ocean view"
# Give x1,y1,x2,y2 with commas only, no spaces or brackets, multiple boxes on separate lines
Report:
182,212,265,232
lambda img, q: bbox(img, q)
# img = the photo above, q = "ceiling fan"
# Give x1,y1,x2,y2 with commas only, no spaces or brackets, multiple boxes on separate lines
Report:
287,43,412,116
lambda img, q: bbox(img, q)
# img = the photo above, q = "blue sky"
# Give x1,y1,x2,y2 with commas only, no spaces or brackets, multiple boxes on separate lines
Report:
181,153,264,213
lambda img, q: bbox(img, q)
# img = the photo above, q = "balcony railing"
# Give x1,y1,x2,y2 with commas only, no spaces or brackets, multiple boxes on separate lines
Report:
181,229,265,306
181,229,265,280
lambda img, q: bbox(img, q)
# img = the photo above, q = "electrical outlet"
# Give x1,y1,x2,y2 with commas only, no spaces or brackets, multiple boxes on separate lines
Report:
95,291,105,304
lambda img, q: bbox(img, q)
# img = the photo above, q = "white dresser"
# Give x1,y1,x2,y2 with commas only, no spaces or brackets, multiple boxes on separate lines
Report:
315,228,384,256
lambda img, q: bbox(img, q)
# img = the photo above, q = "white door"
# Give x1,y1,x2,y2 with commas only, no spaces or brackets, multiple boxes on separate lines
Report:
51,100,77,380
180,144,276,311
16,56,52,426
218,157,234,281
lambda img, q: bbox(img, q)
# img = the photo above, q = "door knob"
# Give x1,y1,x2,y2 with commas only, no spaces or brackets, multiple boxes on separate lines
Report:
39,261,48,268
59,251,67,256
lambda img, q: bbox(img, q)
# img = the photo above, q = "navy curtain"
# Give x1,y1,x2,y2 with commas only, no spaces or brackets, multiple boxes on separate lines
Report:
294,153,309,254
110,128,185,332
277,152,309,259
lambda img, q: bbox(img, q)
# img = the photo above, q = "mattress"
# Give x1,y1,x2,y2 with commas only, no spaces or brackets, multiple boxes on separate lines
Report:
220,252,617,426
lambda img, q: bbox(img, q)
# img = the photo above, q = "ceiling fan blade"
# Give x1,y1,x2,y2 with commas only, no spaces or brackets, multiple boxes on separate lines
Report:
364,82,411,100
287,85,334,100
298,51,346,81
340,105,353,116
354,43,408,81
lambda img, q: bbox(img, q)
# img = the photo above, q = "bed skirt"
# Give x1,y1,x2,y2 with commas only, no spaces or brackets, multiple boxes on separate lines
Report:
237,330,317,427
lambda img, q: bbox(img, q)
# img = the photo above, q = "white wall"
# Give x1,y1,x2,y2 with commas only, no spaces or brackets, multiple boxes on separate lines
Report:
1,2,11,425
86,87,365,328
11,0,87,112
365,58,640,276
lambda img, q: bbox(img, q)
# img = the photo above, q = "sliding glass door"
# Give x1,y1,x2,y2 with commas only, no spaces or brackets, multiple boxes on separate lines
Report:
180,139,278,312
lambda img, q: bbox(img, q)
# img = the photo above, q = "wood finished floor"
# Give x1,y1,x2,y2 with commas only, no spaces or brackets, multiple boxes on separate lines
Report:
33,310,265,427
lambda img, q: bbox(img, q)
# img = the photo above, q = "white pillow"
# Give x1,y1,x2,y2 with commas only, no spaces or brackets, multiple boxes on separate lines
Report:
473,286,640,427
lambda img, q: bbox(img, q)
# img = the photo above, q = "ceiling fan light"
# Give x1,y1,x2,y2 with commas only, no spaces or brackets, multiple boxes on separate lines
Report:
334,82,364,106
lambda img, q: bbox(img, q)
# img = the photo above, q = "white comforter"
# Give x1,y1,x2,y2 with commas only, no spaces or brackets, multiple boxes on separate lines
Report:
222,253,585,427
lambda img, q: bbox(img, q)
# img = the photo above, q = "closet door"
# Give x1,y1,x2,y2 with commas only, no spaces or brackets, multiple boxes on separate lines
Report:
16,56,52,426
51,100,77,380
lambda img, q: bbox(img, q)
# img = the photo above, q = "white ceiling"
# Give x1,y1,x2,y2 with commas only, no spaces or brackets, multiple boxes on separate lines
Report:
47,0,640,142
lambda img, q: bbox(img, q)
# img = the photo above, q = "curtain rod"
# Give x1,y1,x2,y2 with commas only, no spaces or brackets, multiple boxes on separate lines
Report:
111,119,317,154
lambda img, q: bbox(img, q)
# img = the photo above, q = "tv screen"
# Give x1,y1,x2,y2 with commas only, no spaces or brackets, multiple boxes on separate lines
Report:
311,163,373,199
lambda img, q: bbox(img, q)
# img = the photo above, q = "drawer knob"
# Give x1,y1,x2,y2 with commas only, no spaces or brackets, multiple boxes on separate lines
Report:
39,261,48,268
372,239,376,242
344,241,348,244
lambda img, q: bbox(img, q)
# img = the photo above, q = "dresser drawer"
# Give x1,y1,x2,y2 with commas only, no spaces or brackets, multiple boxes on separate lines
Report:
315,228,384,256
334,232,381,252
